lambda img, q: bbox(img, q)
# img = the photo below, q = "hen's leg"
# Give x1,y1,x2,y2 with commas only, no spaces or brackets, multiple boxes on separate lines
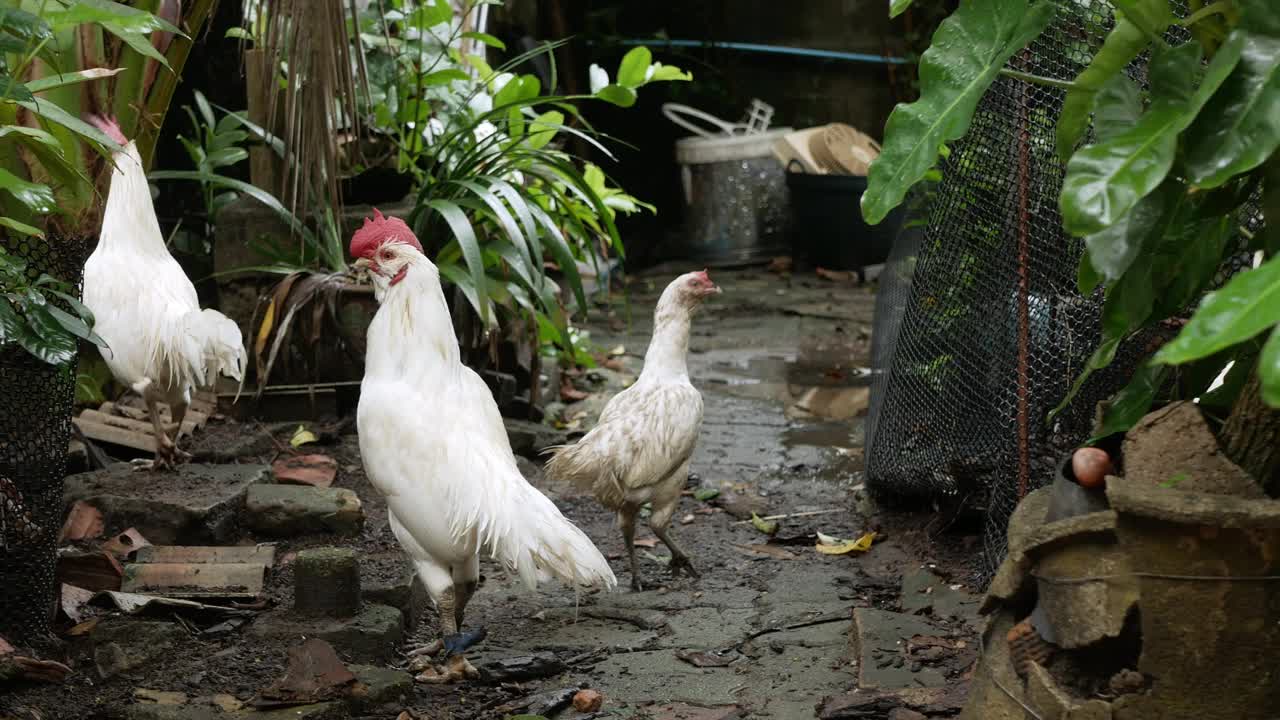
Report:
451,554,480,631
619,506,643,591
650,500,699,579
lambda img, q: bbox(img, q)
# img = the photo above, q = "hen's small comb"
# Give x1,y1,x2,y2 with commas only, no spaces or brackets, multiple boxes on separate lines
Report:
87,115,127,146
694,269,712,283
349,208,423,259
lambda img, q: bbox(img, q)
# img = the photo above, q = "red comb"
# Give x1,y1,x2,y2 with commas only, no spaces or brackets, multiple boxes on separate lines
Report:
87,115,127,146
695,269,712,282
349,208,423,259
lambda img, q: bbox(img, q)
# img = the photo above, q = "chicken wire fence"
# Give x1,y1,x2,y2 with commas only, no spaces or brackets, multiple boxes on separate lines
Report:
0,233,88,644
864,0,1257,580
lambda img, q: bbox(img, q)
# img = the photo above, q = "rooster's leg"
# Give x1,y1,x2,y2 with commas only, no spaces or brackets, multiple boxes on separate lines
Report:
451,555,480,631
411,562,479,684
651,503,699,579
168,399,192,462
131,396,175,471
620,507,643,592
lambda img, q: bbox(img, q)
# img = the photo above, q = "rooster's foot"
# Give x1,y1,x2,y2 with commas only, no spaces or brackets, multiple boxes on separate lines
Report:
669,555,700,579
405,639,444,659
130,457,172,472
442,627,487,656
413,654,479,684
630,575,645,592
171,446,193,462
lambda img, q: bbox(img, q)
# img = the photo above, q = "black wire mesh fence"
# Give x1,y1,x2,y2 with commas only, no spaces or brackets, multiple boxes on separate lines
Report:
864,0,1255,579
0,232,89,644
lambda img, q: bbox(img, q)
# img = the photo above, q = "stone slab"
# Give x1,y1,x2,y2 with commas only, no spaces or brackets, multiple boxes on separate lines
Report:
64,463,271,544
851,609,948,690
244,485,364,537
247,604,402,663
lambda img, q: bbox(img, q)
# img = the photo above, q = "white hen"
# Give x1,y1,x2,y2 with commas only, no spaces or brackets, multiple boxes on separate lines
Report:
350,210,616,682
545,271,720,590
83,117,245,470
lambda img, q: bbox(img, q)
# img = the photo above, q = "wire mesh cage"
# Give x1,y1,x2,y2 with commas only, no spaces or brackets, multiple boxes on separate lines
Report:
0,232,89,644
863,0,1257,579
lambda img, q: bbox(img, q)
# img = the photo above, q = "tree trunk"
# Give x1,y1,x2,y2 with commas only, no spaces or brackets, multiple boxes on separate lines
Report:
1220,365,1280,496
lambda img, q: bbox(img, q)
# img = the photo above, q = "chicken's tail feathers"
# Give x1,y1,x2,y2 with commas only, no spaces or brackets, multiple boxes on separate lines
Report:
470,477,617,593
541,441,600,494
181,309,247,389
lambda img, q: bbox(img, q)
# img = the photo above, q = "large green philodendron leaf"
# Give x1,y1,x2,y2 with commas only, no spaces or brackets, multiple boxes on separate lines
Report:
890,0,913,19
1260,329,1280,407
1183,0,1280,188
1060,41,1239,236
1156,253,1280,365
860,0,1056,225
1056,7,1158,160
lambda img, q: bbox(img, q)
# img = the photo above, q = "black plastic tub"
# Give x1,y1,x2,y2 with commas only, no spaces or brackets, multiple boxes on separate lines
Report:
786,171,905,278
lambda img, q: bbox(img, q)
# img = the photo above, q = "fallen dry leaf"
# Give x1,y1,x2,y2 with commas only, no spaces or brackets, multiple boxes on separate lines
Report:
560,379,589,402
60,584,95,623
273,454,338,488
815,531,877,555
101,528,150,559
815,267,854,282
289,425,318,449
750,513,779,536
632,537,659,549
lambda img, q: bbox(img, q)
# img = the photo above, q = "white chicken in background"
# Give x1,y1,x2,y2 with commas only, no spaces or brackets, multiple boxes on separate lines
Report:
350,210,616,683
545,271,720,590
83,116,246,470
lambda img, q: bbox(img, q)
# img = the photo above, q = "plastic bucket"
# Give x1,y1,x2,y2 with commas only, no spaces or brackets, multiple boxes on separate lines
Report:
786,171,903,275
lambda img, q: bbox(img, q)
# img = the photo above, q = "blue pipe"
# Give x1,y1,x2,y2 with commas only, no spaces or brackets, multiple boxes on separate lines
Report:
617,37,911,66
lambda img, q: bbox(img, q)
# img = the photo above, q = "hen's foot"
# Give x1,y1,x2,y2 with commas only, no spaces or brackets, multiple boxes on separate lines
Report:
442,627,487,656
405,639,443,660
130,456,173,472
669,555,700,579
171,446,193,462
413,654,479,684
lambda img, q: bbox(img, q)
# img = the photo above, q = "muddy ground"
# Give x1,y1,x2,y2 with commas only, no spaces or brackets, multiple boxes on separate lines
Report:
3,265,984,719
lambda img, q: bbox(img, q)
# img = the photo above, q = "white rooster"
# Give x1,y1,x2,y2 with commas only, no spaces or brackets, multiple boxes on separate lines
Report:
545,270,720,590
350,210,616,683
83,117,246,470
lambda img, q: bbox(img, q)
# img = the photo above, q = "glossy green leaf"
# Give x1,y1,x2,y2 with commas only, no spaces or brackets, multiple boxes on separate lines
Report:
1259,329,1280,407
426,199,490,326
19,302,77,365
594,84,637,108
0,78,34,103
0,169,55,214
45,0,183,35
46,303,105,348
1157,254,1280,364
0,216,44,238
1081,154,1174,282
47,289,96,330
861,0,1055,225
1090,360,1169,441
206,147,249,168
527,110,563,150
1111,0,1175,39
422,69,470,87
1091,73,1143,145
1060,41,1235,236
101,21,172,69
890,0,914,19
0,297,22,345
1183,4,1280,188
0,125,58,148
1078,252,1103,295
0,7,51,42
1050,336,1121,420
462,31,505,50
1057,13,1150,160
647,64,692,82
617,46,652,88
23,68,122,93
16,98,123,153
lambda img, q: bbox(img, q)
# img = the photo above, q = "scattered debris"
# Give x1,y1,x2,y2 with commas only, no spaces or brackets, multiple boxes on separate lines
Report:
57,549,124,591
560,377,590,402
731,543,796,560
134,689,188,705
573,688,605,712
677,649,740,668
273,454,338,488
135,544,276,566
254,639,357,708
60,583,96,623
767,256,793,274
476,653,566,684
1005,619,1054,678
101,528,151,559
749,512,779,536
648,703,743,720
494,687,577,716
583,606,668,630
815,267,854,283
92,619,186,678
0,654,72,684
732,509,841,525
852,609,949,690
693,487,721,501
59,500,104,542
121,561,265,599
632,536,659,548
815,531,876,555
91,590,257,624
290,425,319,449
